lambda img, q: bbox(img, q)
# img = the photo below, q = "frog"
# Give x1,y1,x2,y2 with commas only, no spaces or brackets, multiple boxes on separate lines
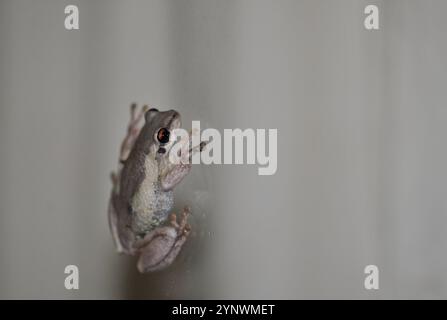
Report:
108,103,206,273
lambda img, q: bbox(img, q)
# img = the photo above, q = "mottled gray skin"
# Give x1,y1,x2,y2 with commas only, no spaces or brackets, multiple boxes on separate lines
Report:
108,107,200,273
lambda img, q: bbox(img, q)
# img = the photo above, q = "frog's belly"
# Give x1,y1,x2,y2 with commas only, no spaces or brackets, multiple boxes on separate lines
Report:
131,183,174,236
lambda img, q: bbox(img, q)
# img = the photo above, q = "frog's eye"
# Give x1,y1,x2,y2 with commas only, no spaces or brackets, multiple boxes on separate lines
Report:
157,128,170,144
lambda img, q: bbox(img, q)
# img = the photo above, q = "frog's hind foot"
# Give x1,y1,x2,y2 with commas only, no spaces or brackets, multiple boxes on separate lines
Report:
135,207,192,273
169,206,192,236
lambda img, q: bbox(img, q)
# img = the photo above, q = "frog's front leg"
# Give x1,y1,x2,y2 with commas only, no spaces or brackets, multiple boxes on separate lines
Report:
134,207,191,273
120,103,149,162
160,163,192,191
160,139,207,191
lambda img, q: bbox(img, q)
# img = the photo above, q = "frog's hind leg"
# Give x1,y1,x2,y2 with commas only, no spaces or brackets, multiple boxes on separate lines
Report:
135,207,191,273
108,194,136,255
108,196,124,253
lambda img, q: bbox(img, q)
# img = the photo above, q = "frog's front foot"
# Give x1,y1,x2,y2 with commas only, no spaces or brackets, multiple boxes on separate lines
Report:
135,207,192,273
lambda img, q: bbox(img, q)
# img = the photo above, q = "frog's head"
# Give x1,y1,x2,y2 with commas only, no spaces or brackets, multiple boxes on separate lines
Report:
140,108,181,161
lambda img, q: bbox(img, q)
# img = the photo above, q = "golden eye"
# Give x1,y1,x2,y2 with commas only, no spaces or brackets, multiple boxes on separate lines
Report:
157,128,170,144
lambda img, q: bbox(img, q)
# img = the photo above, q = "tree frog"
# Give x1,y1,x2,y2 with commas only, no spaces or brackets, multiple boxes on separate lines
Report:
108,104,205,273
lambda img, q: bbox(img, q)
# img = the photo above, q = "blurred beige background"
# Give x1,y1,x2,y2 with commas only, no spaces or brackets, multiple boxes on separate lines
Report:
0,0,446,299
